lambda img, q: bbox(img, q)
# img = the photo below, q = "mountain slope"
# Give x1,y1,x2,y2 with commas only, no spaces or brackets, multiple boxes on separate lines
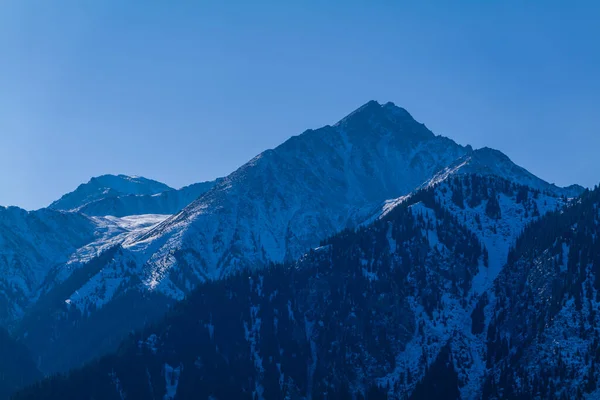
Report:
49,174,173,212
13,174,570,399
482,185,600,399
372,174,568,399
13,180,484,400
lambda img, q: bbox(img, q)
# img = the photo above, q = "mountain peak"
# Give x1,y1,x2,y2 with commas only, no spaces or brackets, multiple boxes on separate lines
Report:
381,101,414,119
471,146,510,160
49,174,173,211
424,146,585,197
337,100,410,122
334,100,434,141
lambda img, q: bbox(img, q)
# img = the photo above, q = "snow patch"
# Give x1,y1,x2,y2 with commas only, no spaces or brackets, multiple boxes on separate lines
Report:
163,363,182,400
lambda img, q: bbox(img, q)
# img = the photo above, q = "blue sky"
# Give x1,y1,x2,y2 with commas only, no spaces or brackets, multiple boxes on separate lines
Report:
1,1,599,209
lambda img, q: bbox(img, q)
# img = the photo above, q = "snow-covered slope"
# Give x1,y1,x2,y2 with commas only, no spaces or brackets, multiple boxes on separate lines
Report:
49,174,173,212
482,187,600,399
370,174,568,398
0,206,170,326
120,100,470,294
361,151,582,398
42,213,170,310
74,180,219,217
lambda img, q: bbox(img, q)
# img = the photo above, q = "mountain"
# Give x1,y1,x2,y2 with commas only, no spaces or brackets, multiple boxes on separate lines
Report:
123,103,583,296
2,100,585,387
48,174,173,212
13,174,572,399
13,177,491,400
74,180,220,217
12,100,476,373
110,102,582,307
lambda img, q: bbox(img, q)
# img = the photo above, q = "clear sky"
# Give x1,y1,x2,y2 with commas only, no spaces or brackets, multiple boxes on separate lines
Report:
1,1,599,210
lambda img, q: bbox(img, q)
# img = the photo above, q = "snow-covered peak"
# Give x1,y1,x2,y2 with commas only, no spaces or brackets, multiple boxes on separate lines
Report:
423,147,585,198
49,174,173,212
334,100,435,142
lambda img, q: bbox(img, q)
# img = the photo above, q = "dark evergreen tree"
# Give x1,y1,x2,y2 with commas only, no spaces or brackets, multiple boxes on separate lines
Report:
0,328,41,399
411,344,460,400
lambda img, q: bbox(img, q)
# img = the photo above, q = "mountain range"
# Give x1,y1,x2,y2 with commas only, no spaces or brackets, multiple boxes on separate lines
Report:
0,100,592,399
